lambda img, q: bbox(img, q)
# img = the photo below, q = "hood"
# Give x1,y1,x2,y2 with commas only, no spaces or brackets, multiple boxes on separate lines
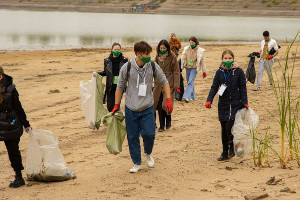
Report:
1,74,13,87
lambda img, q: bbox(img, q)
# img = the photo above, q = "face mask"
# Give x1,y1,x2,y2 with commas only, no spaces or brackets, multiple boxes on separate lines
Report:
160,50,167,54
190,44,196,49
222,61,234,68
140,56,151,63
112,50,121,57
265,39,270,42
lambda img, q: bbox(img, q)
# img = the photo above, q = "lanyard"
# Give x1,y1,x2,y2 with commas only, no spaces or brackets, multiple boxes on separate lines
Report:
223,69,232,83
136,68,146,80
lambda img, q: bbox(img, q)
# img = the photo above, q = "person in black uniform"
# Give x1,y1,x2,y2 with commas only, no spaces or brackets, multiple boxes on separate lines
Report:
0,67,31,188
98,43,128,112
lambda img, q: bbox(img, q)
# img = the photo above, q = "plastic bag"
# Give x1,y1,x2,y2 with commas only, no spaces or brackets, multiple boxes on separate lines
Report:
102,111,126,155
232,108,259,157
26,129,76,182
246,52,260,84
80,73,107,129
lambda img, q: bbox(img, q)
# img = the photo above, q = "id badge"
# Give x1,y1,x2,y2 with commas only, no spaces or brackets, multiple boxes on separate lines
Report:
113,76,118,84
189,59,194,66
217,84,227,96
138,84,147,97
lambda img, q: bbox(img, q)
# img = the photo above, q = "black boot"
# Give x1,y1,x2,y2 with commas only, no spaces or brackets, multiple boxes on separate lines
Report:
9,175,25,188
158,127,164,132
228,142,235,159
217,152,229,161
166,115,171,129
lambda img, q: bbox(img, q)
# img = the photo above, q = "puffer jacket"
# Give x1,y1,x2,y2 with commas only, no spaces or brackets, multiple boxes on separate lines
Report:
0,74,30,141
207,64,248,121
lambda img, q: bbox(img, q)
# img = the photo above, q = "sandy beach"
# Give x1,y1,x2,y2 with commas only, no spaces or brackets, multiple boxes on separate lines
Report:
0,43,300,199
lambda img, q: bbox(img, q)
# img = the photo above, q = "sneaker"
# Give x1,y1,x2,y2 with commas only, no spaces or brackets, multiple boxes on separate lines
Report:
217,152,229,161
9,176,25,188
183,98,190,103
144,153,154,167
158,127,164,132
129,164,141,173
252,86,260,91
268,85,273,90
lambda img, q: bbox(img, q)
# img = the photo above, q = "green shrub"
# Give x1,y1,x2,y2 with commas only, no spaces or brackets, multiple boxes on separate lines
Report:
261,0,267,3
291,0,297,3
272,0,280,5
244,3,249,8
267,3,271,6
161,0,167,2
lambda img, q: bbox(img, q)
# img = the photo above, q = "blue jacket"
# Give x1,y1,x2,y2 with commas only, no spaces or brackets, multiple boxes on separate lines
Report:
207,66,248,121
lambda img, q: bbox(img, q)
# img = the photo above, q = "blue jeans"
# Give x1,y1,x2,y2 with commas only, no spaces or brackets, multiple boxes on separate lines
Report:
183,68,197,100
125,105,156,165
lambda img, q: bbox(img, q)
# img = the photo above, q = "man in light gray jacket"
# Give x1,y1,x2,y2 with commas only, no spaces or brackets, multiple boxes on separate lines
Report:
111,41,173,173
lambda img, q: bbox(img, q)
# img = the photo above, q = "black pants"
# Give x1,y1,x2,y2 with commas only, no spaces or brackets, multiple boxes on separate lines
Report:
220,120,235,154
4,138,24,172
157,93,171,128
106,85,117,112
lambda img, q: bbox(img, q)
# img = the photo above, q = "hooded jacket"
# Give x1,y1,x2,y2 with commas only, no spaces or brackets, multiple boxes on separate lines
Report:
207,63,248,121
0,74,30,141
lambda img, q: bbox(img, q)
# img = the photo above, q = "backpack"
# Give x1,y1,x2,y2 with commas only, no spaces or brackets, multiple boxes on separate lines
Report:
127,60,156,79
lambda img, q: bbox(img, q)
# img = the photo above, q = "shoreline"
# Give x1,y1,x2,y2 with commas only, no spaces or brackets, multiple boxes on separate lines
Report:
0,4,300,18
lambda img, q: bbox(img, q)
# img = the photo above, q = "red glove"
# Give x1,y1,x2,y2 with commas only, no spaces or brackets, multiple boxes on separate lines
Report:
111,104,120,114
243,104,249,109
203,72,207,78
205,101,211,108
174,87,181,93
267,55,273,60
165,98,173,114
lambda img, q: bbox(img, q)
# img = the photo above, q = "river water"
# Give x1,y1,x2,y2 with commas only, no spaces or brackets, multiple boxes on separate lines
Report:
0,9,299,50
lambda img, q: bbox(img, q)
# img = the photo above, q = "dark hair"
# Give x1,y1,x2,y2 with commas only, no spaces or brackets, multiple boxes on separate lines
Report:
189,36,199,45
156,39,170,55
263,31,269,37
112,42,121,49
134,41,152,55
0,67,4,104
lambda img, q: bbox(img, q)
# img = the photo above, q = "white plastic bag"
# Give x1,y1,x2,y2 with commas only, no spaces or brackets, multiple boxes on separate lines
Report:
26,129,76,182
232,108,259,157
80,74,97,129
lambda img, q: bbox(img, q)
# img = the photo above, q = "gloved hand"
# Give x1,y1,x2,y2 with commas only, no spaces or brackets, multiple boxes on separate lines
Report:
203,72,207,78
174,87,181,93
25,126,32,133
111,104,120,115
267,55,273,60
165,98,173,114
243,104,249,109
205,101,211,108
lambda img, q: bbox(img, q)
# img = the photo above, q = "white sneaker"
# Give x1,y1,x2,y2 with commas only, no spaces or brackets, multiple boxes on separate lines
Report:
144,153,154,167
129,164,141,173
268,85,273,90
252,86,260,91
183,98,190,103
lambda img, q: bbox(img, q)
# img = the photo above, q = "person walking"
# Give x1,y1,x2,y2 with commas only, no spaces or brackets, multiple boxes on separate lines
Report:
169,33,182,59
98,42,128,111
181,36,207,102
205,50,248,161
111,41,173,173
153,40,180,132
253,31,279,91
0,67,32,188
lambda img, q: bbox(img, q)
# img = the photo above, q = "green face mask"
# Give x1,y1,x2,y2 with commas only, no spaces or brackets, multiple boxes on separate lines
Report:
140,56,151,63
112,50,121,57
190,44,196,49
265,38,270,42
222,61,234,68
160,50,167,54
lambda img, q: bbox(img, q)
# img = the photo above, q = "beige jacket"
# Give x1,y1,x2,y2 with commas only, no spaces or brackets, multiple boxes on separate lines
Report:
181,45,206,72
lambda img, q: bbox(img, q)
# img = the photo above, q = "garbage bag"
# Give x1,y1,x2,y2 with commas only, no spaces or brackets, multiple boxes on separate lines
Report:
246,52,260,84
175,59,184,101
102,111,126,155
80,73,108,129
232,108,259,157
26,129,76,182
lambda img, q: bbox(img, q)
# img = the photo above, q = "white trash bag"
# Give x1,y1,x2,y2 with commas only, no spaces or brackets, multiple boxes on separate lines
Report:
26,129,76,182
80,74,97,129
232,108,259,157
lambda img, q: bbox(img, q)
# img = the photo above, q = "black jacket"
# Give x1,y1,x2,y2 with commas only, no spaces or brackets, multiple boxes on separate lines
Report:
0,74,30,141
207,67,248,121
98,53,128,100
